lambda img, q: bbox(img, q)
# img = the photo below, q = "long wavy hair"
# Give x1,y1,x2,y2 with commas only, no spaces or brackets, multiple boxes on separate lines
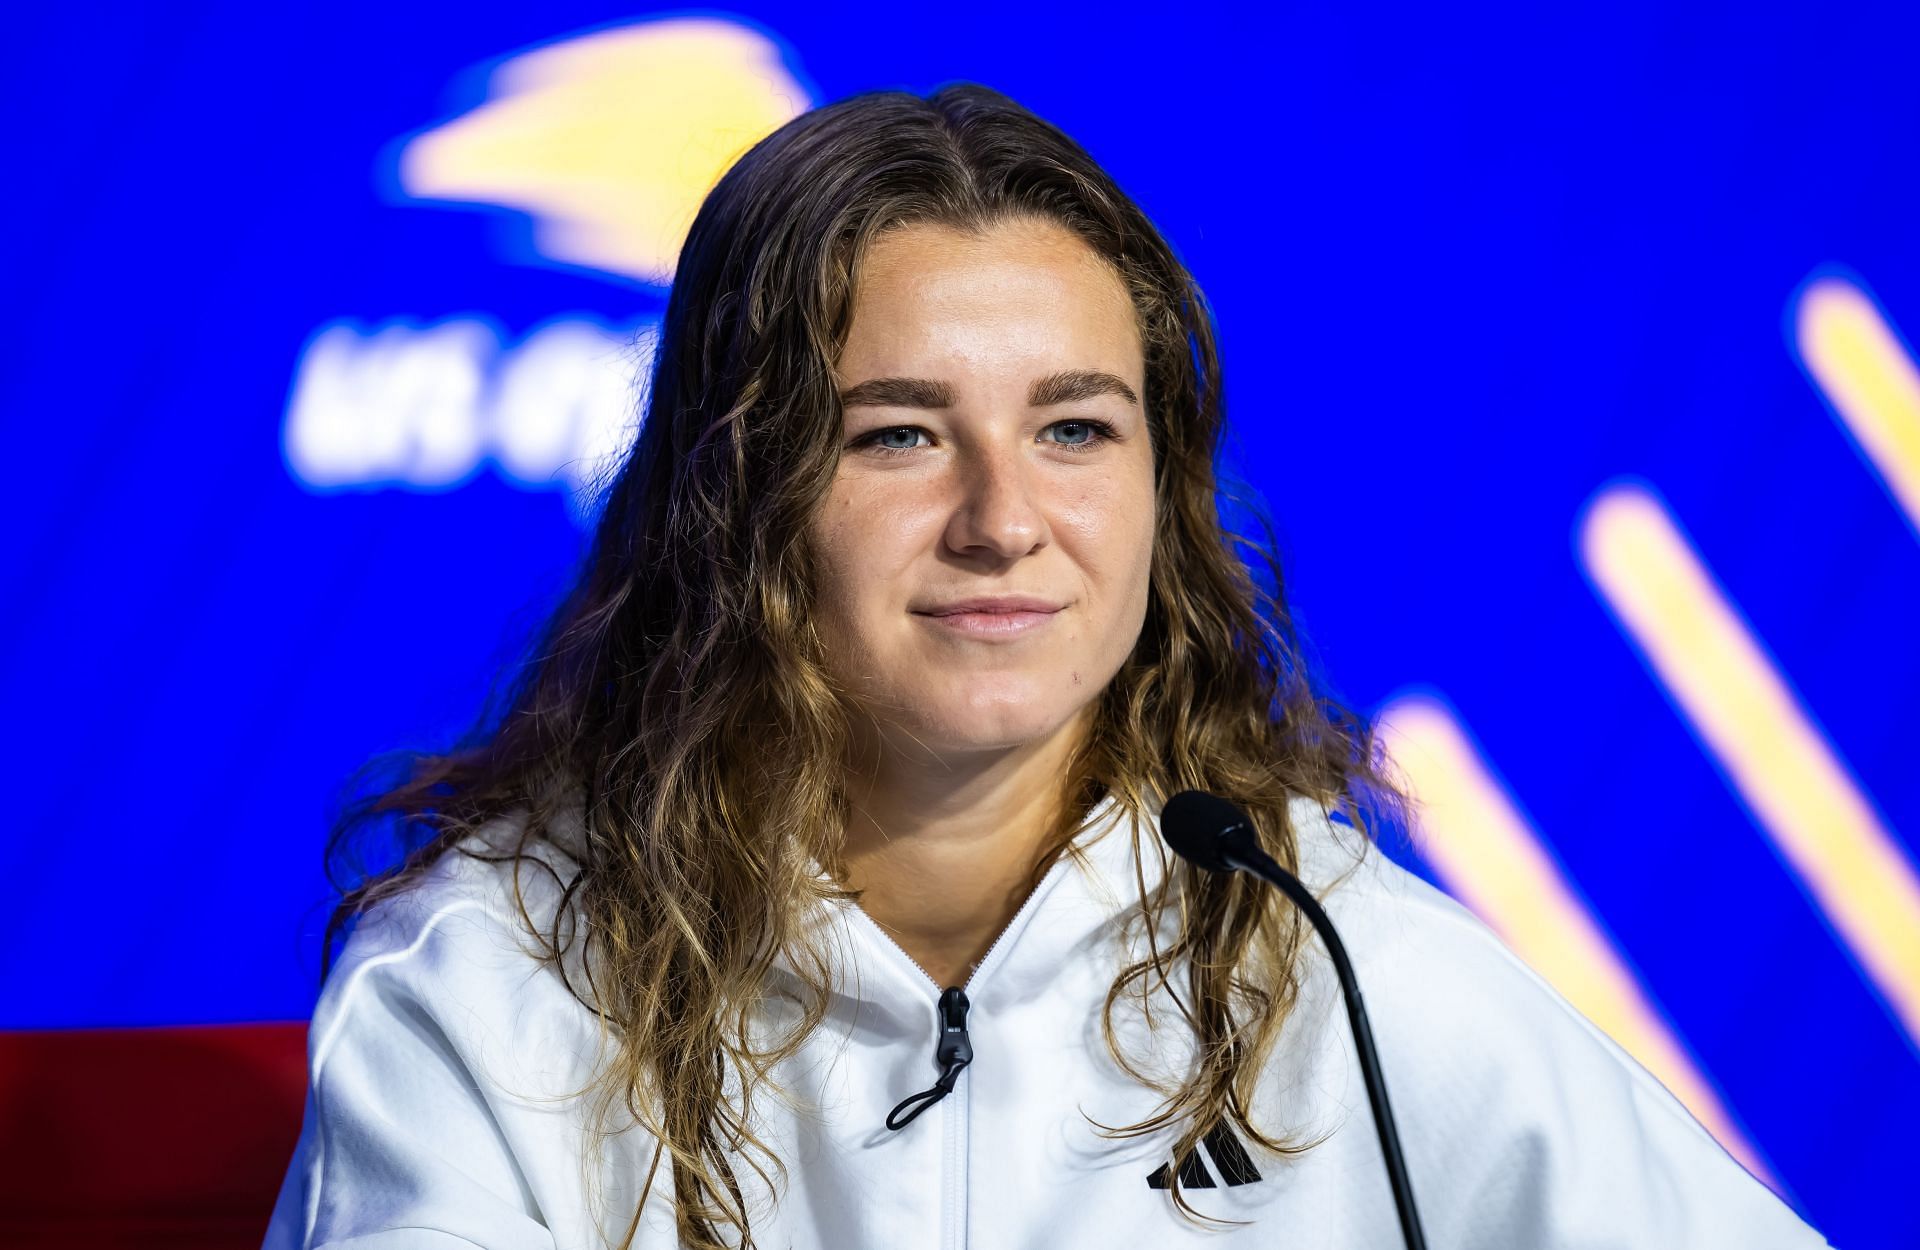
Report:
320,81,1413,1248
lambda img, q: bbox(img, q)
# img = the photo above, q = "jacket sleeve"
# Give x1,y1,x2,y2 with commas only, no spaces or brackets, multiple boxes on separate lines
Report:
261,894,558,1250
1340,857,1835,1249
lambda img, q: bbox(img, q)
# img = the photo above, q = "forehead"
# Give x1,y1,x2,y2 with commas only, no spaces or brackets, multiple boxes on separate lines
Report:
837,217,1143,380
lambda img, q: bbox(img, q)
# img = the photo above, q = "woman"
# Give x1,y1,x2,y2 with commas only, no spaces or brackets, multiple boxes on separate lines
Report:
264,83,1829,1249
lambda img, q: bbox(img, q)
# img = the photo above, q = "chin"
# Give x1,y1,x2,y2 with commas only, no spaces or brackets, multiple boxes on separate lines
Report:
895,691,1088,755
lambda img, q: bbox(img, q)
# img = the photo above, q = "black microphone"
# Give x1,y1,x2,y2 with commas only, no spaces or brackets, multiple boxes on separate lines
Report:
1160,790,1428,1250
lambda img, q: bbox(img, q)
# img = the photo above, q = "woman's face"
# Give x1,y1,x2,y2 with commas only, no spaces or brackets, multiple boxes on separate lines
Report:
809,215,1157,762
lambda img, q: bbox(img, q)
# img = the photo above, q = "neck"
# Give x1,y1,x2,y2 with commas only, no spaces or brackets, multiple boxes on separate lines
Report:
838,711,1091,989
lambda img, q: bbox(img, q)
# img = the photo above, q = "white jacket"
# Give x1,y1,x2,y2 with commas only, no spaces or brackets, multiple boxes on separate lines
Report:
263,790,1832,1249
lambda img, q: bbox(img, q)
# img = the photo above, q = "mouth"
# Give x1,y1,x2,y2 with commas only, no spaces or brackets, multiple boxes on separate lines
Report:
911,602,1064,640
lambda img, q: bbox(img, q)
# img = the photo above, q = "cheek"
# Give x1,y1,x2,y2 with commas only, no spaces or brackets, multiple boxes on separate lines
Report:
809,477,934,608
1058,460,1158,567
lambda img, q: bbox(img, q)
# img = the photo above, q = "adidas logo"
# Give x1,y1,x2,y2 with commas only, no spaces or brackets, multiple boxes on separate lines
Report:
1146,1123,1263,1189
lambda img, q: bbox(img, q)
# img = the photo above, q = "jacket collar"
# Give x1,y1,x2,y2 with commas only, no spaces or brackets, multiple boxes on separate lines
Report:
783,790,1165,1026
782,788,1360,1027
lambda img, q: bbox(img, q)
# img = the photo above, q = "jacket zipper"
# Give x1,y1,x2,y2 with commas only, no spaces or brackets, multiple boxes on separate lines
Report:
860,853,1081,1250
945,1034,968,1250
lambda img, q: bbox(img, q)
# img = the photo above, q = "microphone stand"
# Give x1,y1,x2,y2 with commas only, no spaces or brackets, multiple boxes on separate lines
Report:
1216,836,1428,1250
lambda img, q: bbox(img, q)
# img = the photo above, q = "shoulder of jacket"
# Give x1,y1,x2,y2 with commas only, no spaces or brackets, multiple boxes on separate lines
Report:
1281,793,1682,1100
324,811,589,1003
306,815,617,1105
1284,792,1485,934
1280,793,1583,1032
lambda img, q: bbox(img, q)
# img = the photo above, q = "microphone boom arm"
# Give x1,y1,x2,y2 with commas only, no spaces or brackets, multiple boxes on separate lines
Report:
1219,833,1429,1250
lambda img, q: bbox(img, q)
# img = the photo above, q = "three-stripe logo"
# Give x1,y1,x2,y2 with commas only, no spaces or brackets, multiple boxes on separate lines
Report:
1146,1123,1263,1189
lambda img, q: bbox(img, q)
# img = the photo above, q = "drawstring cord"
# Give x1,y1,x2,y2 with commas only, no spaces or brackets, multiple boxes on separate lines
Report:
885,986,973,1130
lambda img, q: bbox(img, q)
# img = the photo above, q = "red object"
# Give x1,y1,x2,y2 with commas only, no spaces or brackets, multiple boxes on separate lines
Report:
0,1021,309,1249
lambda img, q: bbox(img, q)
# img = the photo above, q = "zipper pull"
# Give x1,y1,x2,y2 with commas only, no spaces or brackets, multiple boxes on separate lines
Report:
885,986,973,1130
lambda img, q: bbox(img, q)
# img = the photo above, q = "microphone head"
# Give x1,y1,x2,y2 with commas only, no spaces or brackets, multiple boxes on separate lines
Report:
1159,789,1255,873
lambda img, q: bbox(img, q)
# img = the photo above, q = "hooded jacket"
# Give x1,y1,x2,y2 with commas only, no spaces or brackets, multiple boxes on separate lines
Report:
262,790,1831,1249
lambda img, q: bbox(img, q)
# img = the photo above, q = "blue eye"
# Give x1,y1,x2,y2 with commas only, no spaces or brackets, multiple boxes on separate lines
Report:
864,428,936,456
1042,420,1117,449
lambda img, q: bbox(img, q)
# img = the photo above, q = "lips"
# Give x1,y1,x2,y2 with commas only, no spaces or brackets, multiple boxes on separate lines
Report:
914,596,1064,616
911,596,1065,642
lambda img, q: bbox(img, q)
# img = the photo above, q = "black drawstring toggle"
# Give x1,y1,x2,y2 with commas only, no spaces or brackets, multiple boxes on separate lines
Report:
885,986,973,1130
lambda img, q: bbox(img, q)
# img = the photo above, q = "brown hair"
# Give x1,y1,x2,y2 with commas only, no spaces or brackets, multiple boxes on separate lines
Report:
321,81,1413,1248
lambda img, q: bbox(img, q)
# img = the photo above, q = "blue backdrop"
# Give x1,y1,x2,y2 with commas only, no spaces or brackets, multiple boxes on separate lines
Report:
5,5,1914,1245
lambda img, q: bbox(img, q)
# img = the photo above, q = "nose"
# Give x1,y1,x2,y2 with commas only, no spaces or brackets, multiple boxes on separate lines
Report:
943,437,1048,560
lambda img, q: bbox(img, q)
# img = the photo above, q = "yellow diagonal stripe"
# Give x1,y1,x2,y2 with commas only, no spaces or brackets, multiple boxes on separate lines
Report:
1374,694,1777,1189
1797,276,1920,532
1581,482,1920,1052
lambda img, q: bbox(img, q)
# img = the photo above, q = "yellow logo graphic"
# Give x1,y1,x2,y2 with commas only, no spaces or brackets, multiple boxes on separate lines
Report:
397,17,812,286
283,18,814,511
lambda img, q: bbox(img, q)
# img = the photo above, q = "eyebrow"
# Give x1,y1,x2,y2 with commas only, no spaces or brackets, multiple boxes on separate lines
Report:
836,368,1139,410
